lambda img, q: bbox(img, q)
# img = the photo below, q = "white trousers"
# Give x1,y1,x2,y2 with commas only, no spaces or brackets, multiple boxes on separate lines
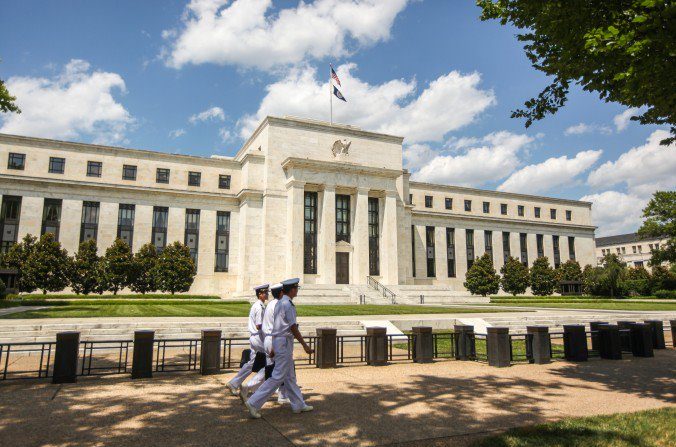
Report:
247,336,305,411
228,335,265,389
263,336,287,398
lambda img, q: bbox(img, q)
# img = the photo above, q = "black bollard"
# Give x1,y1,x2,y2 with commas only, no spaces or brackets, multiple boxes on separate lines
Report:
486,327,511,368
132,330,155,379
629,323,654,357
644,320,666,349
527,326,551,364
412,326,434,363
200,330,222,375
563,325,588,361
315,328,337,369
671,320,676,349
366,327,388,366
454,325,475,361
617,321,634,352
589,321,608,353
597,324,622,360
53,332,80,384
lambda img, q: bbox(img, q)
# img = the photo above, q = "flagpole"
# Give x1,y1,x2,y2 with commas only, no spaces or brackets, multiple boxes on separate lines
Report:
329,64,333,125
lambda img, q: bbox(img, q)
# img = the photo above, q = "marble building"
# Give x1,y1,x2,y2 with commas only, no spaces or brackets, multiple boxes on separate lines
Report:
0,116,596,298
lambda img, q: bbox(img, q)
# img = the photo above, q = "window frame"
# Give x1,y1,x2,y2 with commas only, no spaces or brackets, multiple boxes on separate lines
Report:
41,198,62,241
424,195,433,208
80,201,100,243
303,192,318,274
482,201,490,214
188,171,201,187
368,197,380,276
534,207,541,218
218,174,231,190
446,227,455,277
335,194,351,243
116,204,136,250
184,209,201,266
464,200,472,212
122,164,137,181
517,205,524,217
48,157,65,174
215,211,230,272
500,203,507,215
0,196,21,254
7,153,25,170
151,206,169,252
156,168,170,184
86,161,102,178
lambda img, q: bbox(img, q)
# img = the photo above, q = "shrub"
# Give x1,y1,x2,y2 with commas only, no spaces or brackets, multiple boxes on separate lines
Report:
600,253,626,297
558,259,583,282
153,242,196,295
69,239,101,295
130,243,158,294
622,279,651,296
0,279,6,300
500,256,529,296
28,233,70,294
464,253,500,296
654,290,676,299
649,265,676,292
530,257,558,296
1,234,38,293
101,239,134,294
626,266,651,281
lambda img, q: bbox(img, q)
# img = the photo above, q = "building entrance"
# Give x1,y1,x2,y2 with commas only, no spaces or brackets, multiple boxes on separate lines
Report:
336,252,349,284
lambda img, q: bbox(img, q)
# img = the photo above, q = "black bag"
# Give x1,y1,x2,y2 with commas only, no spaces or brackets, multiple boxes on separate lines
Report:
264,363,275,380
252,352,267,373
239,349,251,368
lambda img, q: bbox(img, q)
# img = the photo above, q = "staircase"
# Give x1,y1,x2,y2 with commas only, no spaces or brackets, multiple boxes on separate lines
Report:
387,285,490,305
233,284,356,304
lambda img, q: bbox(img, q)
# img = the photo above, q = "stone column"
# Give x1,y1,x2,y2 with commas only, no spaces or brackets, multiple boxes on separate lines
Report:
316,328,337,368
366,327,388,366
494,230,506,272
487,327,511,367
166,206,185,245
200,330,222,375
318,185,336,284
563,324,588,361
381,191,399,284
53,332,80,384
509,231,521,264
645,320,666,349
60,199,83,254
412,326,433,363
17,195,41,239
197,209,216,275
132,330,154,379
434,226,446,280
454,324,474,360
527,233,538,266
132,204,153,254
455,228,468,281
543,234,555,267
559,236,571,262
286,181,305,279
475,229,486,260
353,187,370,284
97,201,118,251
527,326,551,364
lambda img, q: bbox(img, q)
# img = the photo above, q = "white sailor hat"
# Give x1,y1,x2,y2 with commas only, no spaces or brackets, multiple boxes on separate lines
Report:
281,278,300,288
253,283,270,292
270,283,283,292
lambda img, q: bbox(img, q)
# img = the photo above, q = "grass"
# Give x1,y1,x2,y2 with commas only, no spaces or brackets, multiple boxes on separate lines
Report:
16,293,221,300
471,407,675,447
488,300,676,311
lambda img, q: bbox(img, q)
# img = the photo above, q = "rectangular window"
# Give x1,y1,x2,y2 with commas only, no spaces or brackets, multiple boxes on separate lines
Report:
215,211,230,272
466,229,475,270
117,204,135,249
122,164,137,181
632,245,637,254
368,197,380,276
408,193,413,205
536,234,544,258
553,235,561,268
87,161,102,177
446,228,455,277
638,245,642,253
0,196,21,253
303,192,318,274
426,226,435,277
335,194,350,243
218,174,231,190
550,208,557,219
500,203,507,215
48,157,65,174
7,153,25,170
156,168,170,184
568,236,576,260
424,195,433,208
445,197,452,210
483,202,490,213
80,201,100,242
566,210,572,221
152,206,169,252
502,231,510,263
411,225,416,278
534,207,541,218
484,230,493,261
464,200,472,212
519,233,528,266
184,209,200,265
518,205,524,217
188,171,201,187
41,198,62,240
634,261,643,268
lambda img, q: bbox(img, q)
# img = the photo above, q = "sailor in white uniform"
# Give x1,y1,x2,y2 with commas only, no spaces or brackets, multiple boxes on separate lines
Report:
262,282,289,403
245,278,314,418
226,283,268,398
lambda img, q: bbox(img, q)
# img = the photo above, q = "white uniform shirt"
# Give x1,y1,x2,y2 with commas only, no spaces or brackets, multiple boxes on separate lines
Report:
262,298,279,336
271,295,297,338
248,300,265,336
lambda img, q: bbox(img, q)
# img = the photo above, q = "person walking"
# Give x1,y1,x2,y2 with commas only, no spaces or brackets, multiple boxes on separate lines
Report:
261,282,289,403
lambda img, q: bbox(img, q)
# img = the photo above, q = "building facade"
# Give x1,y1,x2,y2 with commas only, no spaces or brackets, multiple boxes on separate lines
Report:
596,233,667,270
0,116,597,297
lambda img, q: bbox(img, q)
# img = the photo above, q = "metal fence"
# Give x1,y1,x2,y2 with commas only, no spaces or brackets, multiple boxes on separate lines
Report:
0,342,54,380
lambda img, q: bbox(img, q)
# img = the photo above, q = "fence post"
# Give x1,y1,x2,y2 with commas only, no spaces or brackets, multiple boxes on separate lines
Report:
598,324,622,360
52,332,80,384
420,294,424,304
589,321,608,352
617,321,634,352
200,330,222,375
412,326,433,363
671,320,676,348
629,323,654,358
527,326,551,364
563,325,588,361
316,328,337,368
132,330,154,379
486,327,511,367
644,320,666,349
454,324,474,361
366,327,388,366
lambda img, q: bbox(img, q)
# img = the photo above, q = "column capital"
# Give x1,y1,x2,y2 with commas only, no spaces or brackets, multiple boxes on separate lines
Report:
286,180,306,190
322,183,336,192
357,186,370,195
384,189,398,198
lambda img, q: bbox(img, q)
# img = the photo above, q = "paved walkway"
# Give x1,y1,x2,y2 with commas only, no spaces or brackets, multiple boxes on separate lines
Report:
0,306,46,317
1,351,674,447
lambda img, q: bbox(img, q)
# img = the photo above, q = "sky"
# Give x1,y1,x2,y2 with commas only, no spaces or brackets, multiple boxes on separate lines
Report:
0,0,674,237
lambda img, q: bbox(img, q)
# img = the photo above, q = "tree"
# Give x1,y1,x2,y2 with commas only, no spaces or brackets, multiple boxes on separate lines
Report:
558,259,583,282
477,1,675,144
69,239,101,295
500,256,530,296
28,233,70,294
1,234,37,293
626,266,651,281
638,191,675,266
649,264,676,292
153,242,196,295
101,239,134,294
582,264,605,296
529,257,558,296
130,243,158,294
600,253,626,297
464,253,500,296
0,59,20,114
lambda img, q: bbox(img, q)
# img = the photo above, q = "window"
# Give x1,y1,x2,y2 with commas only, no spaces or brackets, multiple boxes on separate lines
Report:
368,197,380,276
482,202,490,213
156,168,170,184
411,225,416,278
122,165,137,181
0,196,22,253
566,210,572,221
502,232,510,263
152,207,168,252
632,246,637,254
188,171,201,187
445,197,452,210
408,194,413,205
519,233,528,266
426,226,435,277
484,230,493,260
536,234,544,258
568,236,576,260
550,208,557,219
621,247,626,254
80,201,100,242
87,161,102,177
553,235,561,268
49,157,65,174
638,245,642,253
7,153,25,170
464,200,472,212
184,209,200,265
617,248,621,254
517,205,524,217
649,244,654,251
500,204,507,215
336,194,350,243
534,207,541,218
446,228,455,277
117,204,135,249
219,174,231,190
634,261,644,268
215,211,230,272
41,199,62,240
655,243,660,250
424,195,433,208
304,192,318,274
466,229,475,270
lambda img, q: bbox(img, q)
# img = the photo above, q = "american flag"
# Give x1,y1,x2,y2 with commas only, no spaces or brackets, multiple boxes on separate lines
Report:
330,64,341,87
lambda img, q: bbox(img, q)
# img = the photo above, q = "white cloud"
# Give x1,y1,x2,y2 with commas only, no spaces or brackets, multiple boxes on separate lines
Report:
0,59,132,144
410,131,534,187
239,63,495,143
613,107,641,132
219,127,233,142
169,128,186,138
163,0,410,70
580,191,647,237
403,144,436,170
564,122,612,136
189,106,225,124
498,150,602,194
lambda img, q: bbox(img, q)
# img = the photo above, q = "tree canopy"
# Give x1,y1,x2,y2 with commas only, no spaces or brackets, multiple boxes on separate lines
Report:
0,58,20,114
638,191,675,265
464,253,501,296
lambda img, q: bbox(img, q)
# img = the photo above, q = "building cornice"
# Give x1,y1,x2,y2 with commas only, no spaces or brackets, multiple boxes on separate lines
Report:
281,157,403,179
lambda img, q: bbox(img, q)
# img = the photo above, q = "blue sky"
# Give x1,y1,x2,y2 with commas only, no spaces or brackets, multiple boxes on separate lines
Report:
1,0,674,236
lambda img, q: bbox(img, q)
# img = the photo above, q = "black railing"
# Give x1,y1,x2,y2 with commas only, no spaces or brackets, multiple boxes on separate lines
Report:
366,276,397,304
155,339,199,373
432,332,455,358
337,335,367,363
0,342,54,380
221,337,250,369
80,340,131,376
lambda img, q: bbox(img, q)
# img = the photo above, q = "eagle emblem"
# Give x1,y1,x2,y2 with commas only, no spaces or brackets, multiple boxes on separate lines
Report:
331,139,351,157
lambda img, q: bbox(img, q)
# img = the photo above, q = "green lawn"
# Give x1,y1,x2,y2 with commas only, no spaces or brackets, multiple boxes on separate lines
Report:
16,293,221,300
488,300,676,311
471,407,675,447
